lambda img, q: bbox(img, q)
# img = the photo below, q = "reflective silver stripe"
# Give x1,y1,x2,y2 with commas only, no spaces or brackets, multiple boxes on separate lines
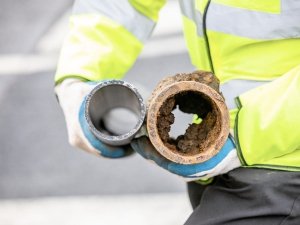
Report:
207,0,300,40
179,0,203,36
220,79,270,109
73,0,156,42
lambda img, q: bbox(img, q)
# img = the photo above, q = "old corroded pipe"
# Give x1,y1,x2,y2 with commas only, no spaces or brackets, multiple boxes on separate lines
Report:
85,80,146,146
147,71,230,164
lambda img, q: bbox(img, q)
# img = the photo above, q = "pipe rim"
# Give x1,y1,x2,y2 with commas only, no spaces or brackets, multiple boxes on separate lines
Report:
85,80,146,146
147,81,230,164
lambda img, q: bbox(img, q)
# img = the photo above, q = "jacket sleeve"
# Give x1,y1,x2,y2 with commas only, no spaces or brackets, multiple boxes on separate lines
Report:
234,65,300,170
55,0,166,84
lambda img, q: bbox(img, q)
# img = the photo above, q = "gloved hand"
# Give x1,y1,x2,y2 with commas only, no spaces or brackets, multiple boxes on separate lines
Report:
131,135,241,180
55,78,132,158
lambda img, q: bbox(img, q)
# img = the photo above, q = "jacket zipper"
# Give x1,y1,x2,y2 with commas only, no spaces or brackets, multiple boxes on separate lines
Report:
202,0,215,73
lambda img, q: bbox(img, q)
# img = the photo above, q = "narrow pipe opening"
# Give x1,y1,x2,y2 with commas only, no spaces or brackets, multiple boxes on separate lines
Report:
169,106,194,138
157,90,221,156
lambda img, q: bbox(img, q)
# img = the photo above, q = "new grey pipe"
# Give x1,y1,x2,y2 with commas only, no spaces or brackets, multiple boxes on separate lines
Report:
85,80,146,146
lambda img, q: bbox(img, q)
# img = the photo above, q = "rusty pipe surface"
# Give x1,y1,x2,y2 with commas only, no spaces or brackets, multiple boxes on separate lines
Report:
85,80,146,146
147,71,230,164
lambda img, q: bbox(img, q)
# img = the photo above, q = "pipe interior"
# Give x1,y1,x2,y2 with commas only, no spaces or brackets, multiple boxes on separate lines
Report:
157,90,222,155
88,84,142,136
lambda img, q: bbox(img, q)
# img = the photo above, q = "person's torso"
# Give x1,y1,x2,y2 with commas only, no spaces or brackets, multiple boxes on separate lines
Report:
179,0,300,83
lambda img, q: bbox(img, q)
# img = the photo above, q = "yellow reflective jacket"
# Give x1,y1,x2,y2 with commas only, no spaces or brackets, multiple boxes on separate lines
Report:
55,0,300,171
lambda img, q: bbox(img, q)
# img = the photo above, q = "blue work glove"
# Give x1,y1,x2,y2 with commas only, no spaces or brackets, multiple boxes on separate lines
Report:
131,135,241,180
55,78,132,158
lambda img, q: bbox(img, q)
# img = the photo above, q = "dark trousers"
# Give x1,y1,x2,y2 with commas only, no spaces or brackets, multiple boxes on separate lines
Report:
185,168,300,225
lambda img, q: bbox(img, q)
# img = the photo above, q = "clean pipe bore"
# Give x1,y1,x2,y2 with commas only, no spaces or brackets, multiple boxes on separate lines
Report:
147,71,230,165
85,80,146,146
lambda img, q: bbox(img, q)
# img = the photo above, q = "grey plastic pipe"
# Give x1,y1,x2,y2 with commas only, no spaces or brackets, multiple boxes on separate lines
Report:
85,80,146,146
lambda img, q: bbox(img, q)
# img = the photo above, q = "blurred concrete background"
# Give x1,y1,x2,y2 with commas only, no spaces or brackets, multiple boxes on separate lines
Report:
0,0,195,224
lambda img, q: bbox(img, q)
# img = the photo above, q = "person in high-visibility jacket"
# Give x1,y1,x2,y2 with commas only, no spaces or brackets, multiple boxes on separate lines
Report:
55,0,300,224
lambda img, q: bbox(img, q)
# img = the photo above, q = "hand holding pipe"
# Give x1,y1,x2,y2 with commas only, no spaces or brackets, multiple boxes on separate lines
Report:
85,71,229,165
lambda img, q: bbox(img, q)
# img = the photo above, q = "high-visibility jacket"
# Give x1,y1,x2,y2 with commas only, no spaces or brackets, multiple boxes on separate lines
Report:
55,0,300,171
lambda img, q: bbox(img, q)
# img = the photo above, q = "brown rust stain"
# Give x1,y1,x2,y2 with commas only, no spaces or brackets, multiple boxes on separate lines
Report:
151,71,223,156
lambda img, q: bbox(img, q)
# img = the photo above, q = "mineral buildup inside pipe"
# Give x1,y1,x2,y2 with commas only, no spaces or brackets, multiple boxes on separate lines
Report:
147,71,230,164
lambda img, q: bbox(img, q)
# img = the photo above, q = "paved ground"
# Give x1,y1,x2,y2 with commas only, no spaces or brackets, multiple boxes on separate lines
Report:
0,193,192,225
0,1,195,224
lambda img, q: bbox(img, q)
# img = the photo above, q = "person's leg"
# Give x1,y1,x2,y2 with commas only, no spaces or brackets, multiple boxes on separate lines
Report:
187,181,208,209
185,168,300,225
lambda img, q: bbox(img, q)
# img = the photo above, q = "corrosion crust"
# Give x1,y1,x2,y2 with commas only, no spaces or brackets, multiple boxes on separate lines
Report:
147,70,229,164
